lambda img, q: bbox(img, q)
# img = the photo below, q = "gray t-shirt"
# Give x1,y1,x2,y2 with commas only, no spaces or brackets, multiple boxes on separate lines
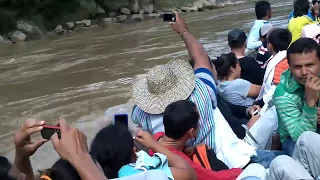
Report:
217,78,255,107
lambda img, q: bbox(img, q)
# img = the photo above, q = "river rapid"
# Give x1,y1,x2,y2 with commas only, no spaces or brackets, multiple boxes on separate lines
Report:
0,0,291,170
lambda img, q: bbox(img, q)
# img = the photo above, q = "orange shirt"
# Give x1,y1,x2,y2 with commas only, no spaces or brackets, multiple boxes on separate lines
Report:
273,58,289,84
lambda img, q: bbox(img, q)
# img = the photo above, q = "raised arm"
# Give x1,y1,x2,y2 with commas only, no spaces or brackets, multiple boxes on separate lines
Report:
170,11,212,73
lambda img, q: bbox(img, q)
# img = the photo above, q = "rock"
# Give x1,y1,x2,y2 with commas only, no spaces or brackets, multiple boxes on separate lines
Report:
55,25,64,34
180,7,191,12
132,0,140,13
148,13,160,18
66,22,75,30
11,30,26,43
0,35,3,41
115,15,127,23
96,6,105,14
120,7,131,15
131,14,144,22
82,19,91,27
16,20,44,40
177,9,183,13
189,6,199,12
74,21,84,28
193,1,204,9
139,9,145,15
108,12,117,17
143,4,154,14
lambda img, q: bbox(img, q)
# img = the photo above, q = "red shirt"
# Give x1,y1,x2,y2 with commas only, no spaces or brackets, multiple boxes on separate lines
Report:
150,132,242,180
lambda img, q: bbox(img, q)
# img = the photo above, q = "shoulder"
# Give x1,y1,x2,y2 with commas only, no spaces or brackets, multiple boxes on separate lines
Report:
228,79,251,88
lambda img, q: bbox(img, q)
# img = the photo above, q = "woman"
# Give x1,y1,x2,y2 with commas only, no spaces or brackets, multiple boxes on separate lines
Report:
213,52,261,107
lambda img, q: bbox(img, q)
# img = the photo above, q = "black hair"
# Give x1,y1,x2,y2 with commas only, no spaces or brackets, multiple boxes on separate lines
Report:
163,100,199,140
90,125,134,179
212,52,238,80
0,156,15,180
293,0,310,17
49,159,81,180
268,28,292,53
255,1,271,19
287,38,320,64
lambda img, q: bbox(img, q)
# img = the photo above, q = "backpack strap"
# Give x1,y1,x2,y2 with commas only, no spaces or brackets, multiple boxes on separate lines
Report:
242,124,261,149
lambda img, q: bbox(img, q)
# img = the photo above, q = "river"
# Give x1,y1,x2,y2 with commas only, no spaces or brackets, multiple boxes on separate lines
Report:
0,0,291,170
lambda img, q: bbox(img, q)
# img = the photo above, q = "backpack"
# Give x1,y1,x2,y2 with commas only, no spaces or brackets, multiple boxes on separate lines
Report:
191,144,229,171
301,24,320,43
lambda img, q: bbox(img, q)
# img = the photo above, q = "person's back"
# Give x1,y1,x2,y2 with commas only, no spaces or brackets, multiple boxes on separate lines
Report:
274,38,320,156
228,29,265,85
288,0,316,44
247,1,272,50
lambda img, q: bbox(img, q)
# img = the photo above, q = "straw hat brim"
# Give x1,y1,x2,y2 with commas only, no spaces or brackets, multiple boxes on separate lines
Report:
131,58,196,114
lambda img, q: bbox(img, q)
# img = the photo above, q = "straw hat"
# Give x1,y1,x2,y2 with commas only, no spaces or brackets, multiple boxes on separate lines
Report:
131,57,196,114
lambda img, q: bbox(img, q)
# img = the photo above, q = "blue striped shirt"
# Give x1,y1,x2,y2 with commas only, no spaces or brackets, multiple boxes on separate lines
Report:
132,68,217,149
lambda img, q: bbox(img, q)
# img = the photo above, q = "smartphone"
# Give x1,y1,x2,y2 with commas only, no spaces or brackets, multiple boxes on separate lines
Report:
114,114,128,126
253,110,260,116
163,13,176,22
41,125,61,140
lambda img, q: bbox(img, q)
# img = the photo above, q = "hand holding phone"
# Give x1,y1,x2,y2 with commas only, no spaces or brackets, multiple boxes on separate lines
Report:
41,125,61,140
163,12,176,22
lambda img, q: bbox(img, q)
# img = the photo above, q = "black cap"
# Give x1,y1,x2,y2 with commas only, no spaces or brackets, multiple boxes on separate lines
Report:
228,29,247,45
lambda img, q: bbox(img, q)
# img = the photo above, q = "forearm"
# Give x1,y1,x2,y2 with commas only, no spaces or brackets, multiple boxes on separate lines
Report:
182,31,211,71
71,153,108,180
14,156,34,180
153,143,189,169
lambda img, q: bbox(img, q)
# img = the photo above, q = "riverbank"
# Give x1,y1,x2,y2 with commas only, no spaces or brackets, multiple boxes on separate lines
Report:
0,0,247,44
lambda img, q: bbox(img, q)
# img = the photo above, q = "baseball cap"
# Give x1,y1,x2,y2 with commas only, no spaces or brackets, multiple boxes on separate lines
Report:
260,23,273,38
228,29,247,45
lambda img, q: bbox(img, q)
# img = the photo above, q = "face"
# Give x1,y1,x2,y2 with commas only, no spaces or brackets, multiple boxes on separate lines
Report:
289,50,320,85
211,64,218,84
267,9,272,19
231,62,241,79
267,42,273,54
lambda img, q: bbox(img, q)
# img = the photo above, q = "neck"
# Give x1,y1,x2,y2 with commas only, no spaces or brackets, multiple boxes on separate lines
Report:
222,75,236,81
232,48,245,58
260,17,269,21
159,135,187,151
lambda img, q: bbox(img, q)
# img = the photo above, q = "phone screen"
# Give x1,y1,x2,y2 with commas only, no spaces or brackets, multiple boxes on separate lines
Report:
163,13,176,22
114,114,128,126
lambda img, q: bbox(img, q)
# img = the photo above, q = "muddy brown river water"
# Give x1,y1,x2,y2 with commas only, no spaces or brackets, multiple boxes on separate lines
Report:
0,0,291,170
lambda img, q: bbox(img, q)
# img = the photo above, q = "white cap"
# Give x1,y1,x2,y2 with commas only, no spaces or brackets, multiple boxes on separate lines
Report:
260,24,273,38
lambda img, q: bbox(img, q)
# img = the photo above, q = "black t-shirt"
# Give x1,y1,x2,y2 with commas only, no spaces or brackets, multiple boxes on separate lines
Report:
238,56,265,85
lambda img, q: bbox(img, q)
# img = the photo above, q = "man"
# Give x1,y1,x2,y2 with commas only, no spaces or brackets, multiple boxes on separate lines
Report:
149,100,243,180
256,24,273,69
247,1,272,50
228,29,265,85
274,38,320,157
131,11,217,149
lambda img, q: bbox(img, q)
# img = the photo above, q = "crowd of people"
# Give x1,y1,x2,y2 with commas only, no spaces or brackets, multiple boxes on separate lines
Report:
1,0,320,179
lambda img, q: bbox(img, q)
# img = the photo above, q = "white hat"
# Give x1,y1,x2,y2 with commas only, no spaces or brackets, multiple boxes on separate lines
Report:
131,57,195,114
260,24,273,38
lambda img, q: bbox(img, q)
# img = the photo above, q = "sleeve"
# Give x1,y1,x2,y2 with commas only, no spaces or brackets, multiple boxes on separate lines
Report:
131,105,148,130
247,25,263,50
274,95,317,141
273,60,289,84
232,79,252,98
194,68,217,107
